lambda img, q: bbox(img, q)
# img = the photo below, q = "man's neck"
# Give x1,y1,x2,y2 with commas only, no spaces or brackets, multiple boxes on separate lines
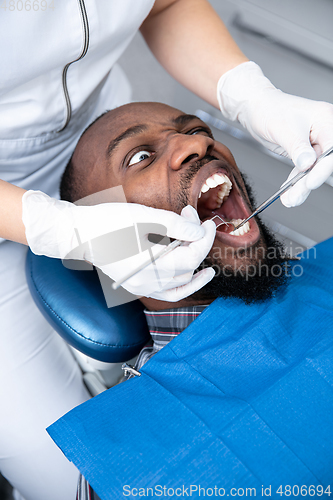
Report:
140,296,214,311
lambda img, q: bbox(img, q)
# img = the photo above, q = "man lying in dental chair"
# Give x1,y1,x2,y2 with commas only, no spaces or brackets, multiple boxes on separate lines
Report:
48,102,333,499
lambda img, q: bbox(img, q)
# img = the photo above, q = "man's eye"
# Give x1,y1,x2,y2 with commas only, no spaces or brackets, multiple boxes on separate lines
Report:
128,150,152,166
189,127,212,137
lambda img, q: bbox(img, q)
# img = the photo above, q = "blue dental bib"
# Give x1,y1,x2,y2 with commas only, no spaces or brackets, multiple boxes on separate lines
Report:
48,238,333,499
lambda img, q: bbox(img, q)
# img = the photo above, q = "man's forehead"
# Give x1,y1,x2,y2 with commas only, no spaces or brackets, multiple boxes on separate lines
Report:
105,102,195,134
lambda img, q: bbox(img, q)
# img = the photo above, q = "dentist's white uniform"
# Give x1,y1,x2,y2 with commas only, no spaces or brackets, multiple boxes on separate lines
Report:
0,2,154,499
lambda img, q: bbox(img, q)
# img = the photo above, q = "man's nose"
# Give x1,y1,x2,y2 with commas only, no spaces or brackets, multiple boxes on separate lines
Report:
167,134,214,171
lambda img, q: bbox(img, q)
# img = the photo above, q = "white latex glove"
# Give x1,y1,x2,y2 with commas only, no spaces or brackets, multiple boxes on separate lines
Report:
22,191,216,301
217,61,333,207
98,209,216,301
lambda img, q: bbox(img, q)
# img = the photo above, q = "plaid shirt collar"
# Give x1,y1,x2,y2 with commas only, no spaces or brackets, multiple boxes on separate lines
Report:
144,305,209,350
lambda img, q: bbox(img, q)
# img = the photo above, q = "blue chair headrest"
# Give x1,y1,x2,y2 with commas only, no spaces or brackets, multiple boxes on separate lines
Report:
26,251,150,362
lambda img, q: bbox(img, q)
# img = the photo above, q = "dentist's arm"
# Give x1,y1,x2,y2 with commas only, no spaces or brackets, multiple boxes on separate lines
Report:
141,0,248,109
0,179,28,245
141,0,333,207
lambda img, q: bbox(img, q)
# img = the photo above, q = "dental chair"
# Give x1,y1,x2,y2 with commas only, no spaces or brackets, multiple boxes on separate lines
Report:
25,250,151,395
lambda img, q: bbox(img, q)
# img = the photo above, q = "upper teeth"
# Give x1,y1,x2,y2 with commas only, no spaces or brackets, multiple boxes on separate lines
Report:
199,172,232,206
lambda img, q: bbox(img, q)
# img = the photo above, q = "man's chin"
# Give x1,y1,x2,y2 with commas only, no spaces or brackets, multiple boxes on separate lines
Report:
190,219,292,305
209,233,267,271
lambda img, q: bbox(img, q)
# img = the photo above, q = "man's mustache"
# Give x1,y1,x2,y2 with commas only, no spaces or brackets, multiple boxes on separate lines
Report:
181,154,219,183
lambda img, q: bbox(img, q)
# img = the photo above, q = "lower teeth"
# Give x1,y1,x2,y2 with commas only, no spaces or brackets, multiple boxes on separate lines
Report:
209,215,250,236
230,219,250,236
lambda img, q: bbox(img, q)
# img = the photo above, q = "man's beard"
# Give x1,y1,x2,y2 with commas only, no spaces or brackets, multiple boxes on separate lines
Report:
178,165,291,304
191,219,290,304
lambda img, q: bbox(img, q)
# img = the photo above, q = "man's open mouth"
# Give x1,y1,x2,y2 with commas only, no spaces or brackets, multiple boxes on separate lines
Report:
195,161,260,247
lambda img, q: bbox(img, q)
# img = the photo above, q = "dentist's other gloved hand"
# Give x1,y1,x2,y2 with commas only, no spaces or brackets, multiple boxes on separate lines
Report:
22,191,216,301
217,61,333,207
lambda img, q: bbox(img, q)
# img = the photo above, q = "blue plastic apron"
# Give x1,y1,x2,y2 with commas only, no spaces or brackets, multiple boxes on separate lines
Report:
48,237,333,499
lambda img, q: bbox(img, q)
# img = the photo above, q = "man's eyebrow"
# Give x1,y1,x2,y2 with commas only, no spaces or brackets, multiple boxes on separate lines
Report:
172,113,214,139
172,114,202,127
107,125,148,157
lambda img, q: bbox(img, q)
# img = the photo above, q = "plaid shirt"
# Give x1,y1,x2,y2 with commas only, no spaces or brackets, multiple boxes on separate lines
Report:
77,305,208,500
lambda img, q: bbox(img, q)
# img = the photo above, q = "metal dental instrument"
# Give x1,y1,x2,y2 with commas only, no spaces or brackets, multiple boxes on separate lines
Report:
211,213,232,229
233,145,333,232
112,238,185,290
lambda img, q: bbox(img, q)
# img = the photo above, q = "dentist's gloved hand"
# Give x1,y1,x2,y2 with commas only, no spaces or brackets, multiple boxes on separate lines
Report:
217,61,333,207
22,191,216,301
98,206,216,301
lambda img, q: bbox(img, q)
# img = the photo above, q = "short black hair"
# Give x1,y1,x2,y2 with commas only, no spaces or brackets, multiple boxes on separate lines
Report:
60,111,110,202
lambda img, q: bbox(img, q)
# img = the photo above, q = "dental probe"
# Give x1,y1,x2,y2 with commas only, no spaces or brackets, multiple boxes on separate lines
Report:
112,239,185,290
232,145,333,232
211,213,232,229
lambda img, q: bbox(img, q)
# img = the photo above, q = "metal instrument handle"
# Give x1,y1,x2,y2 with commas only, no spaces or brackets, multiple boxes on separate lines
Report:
233,145,333,231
